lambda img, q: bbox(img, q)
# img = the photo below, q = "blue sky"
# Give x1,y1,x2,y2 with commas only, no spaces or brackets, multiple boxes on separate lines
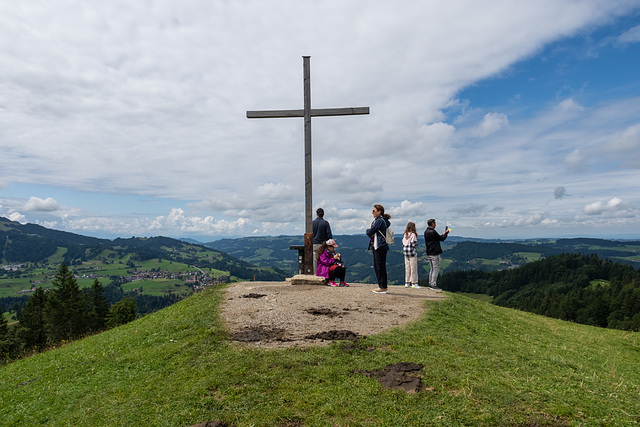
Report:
460,21,640,115
1,1,640,241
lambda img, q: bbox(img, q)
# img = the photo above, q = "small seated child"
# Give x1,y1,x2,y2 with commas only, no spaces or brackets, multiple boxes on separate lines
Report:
315,239,348,287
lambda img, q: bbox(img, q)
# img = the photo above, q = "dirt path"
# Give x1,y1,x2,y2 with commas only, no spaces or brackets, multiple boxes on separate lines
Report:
221,281,446,349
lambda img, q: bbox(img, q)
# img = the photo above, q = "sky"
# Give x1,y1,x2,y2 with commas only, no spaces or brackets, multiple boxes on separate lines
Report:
1,1,640,242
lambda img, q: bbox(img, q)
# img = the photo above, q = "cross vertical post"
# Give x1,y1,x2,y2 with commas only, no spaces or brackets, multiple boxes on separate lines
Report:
247,56,369,276
303,56,313,268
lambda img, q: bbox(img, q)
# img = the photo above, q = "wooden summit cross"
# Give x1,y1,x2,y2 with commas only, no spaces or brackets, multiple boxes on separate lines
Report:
247,56,369,275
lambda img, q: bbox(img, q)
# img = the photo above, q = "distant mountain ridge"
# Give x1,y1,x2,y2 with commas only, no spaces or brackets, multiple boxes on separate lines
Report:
0,217,286,282
206,234,640,284
2,217,637,285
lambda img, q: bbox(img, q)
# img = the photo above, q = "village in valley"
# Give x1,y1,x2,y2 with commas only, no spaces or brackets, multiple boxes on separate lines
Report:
2,262,228,296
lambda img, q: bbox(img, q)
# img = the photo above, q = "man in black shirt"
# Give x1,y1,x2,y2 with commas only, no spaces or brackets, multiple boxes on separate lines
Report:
424,218,449,291
312,208,332,273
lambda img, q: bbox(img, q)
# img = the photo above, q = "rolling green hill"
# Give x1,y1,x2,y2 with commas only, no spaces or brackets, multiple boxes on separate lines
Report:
0,217,286,285
1,288,639,425
0,217,286,319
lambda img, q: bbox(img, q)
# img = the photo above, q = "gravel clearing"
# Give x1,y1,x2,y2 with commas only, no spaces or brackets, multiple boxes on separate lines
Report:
221,281,446,349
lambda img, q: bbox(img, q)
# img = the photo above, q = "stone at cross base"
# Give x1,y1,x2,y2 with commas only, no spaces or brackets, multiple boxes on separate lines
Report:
288,274,327,286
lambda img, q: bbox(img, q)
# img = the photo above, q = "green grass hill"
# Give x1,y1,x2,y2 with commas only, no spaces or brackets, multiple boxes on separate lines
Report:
2,286,639,426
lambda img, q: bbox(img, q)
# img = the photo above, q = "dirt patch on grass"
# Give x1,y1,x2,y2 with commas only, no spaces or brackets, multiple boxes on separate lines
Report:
221,281,446,349
355,362,426,393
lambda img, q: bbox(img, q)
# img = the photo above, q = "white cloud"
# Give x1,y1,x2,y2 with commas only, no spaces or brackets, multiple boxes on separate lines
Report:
473,112,509,137
617,24,640,45
32,207,256,238
255,183,295,201
607,123,640,168
564,149,588,171
417,122,456,148
149,208,250,235
391,200,427,218
330,208,362,220
450,204,489,215
316,161,384,200
555,98,585,113
513,213,547,227
583,197,636,217
1,1,639,239
8,212,26,223
483,213,559,228
23,196,60,212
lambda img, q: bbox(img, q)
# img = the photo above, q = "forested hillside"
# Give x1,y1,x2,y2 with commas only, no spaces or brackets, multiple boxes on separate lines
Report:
1,217,287,336
440,253,640,331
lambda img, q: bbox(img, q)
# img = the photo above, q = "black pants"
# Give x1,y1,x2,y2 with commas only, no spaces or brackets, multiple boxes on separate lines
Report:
329,265,346,282
372,249,388,289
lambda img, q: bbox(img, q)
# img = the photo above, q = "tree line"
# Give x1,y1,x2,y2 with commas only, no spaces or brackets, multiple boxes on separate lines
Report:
439,253,640,331
0,263,138,362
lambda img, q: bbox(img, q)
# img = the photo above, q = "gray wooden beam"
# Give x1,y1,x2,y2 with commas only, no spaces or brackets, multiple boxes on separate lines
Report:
246,107,369,119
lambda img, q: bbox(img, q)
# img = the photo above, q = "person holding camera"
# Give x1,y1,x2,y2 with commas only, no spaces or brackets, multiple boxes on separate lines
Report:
424,219,449,291
316,239,348,287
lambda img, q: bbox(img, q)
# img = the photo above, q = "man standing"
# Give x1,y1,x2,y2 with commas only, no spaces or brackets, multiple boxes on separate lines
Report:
424,219,449,291
312,208,332,273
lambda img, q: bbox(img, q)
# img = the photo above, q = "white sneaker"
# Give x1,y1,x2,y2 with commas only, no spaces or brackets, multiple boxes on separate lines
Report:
405,283,411,288
411,284,422,289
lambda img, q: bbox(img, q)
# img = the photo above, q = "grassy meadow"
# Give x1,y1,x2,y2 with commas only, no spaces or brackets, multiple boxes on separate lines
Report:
1,287,639,426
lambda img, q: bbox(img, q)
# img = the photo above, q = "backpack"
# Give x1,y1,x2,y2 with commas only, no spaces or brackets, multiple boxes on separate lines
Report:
378,226,395,245
386,227,395,245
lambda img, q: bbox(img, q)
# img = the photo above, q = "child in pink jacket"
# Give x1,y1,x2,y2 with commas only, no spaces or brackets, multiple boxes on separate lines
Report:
316,239,348,287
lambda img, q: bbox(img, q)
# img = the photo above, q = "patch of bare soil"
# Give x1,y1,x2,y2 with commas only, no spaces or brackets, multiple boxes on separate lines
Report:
354,362,426,394
221,281,446,349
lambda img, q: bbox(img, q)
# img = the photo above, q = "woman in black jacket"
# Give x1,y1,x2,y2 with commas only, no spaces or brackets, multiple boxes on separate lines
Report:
366,204,391,294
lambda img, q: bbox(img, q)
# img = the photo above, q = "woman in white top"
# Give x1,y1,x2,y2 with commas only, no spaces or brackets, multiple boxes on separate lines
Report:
402,222,420,288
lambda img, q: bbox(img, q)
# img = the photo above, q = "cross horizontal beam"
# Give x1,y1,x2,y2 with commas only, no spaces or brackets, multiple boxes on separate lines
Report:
246,106,369,119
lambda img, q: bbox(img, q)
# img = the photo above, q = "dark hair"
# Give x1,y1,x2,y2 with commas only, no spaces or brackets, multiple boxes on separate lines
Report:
317,241,329,260
316,208,324,217
427,218,436,226
404,222,417,236
374,204,391,219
